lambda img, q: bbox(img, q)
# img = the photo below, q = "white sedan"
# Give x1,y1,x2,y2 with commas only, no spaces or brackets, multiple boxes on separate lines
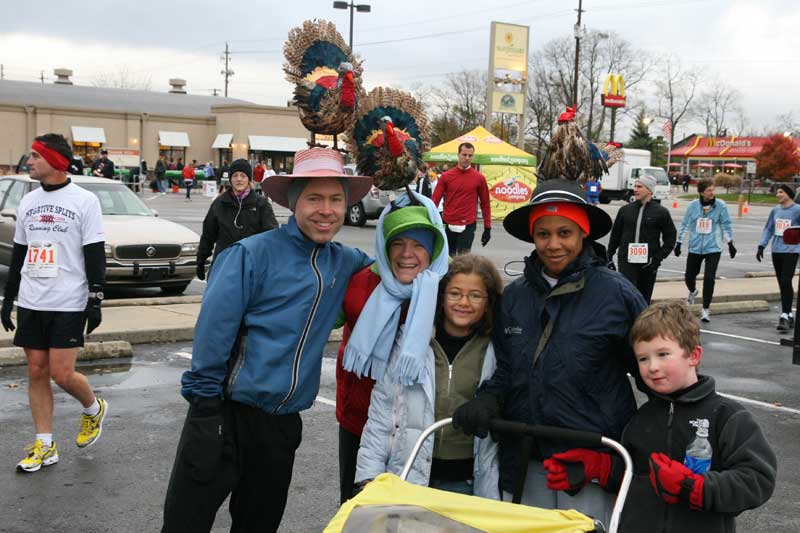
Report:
0,175,199,294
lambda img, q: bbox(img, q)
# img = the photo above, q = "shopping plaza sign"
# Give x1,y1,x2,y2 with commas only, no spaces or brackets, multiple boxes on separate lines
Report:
601,74,626,108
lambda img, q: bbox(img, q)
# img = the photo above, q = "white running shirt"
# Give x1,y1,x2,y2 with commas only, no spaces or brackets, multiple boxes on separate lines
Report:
14,182,105,311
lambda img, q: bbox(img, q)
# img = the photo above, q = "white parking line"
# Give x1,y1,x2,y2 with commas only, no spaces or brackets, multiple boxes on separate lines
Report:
146,195,161,201
315,395,336,407
700,329,781,346
718,392,800,416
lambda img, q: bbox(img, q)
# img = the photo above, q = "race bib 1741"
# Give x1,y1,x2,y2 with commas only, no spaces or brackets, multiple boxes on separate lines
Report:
26,242,59,278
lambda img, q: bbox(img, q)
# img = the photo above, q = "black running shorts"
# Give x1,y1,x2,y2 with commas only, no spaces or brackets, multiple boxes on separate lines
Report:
13,307,86,350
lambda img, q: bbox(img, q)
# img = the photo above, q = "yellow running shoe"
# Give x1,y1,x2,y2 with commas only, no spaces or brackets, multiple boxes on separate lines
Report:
16,439,59,473
76,398,108,448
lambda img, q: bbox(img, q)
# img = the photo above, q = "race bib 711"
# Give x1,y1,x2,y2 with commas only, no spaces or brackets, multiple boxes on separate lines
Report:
696,218,712,234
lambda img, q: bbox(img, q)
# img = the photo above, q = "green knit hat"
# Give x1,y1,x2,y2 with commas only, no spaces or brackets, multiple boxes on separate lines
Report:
382,206,445,262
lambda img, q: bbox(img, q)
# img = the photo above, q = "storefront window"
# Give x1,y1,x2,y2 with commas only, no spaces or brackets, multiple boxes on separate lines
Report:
73,142,102,171
247,151,295,173
159,146,187,169
217,149,232,170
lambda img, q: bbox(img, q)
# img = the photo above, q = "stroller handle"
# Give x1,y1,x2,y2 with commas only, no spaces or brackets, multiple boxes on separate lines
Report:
399,417,633,533
488,420,603,447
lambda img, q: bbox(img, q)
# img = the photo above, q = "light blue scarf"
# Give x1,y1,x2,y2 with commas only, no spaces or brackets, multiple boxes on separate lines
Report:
343,191,449,386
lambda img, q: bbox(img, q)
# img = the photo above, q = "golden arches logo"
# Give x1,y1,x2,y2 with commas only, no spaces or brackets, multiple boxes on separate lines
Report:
601,74,626,108
603,74,626,97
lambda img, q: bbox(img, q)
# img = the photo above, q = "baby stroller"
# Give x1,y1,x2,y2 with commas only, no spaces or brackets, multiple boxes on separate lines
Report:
325,418,633,533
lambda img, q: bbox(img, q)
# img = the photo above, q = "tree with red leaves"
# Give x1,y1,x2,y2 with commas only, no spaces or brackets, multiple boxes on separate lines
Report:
755,134,800,182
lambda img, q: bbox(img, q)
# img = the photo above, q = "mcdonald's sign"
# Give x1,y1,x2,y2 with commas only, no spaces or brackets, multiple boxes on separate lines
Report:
601,74,626,108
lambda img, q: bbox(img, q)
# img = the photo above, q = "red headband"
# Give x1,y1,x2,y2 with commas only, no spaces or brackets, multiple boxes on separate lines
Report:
529,202,590,236
31,140,69,172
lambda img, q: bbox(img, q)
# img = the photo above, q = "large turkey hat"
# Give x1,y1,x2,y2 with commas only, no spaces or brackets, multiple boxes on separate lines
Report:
262,147,372,209
503,179,612,242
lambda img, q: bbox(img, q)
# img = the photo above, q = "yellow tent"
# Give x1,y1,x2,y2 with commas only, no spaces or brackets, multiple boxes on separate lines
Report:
424,126,538,219
423,126,536,166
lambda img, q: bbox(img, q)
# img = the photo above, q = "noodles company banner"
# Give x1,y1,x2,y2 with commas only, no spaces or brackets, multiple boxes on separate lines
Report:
483,165,537,220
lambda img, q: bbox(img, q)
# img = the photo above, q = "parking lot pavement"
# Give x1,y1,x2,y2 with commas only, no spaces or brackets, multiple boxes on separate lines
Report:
1,328,798,532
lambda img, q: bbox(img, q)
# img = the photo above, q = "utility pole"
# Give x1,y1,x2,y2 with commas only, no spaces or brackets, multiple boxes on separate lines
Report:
572,0,584,111
212,88,219,96
40,70,45,84
220,42,234,97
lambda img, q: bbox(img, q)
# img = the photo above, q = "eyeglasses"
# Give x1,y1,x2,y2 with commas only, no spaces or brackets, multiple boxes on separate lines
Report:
445,290,488,304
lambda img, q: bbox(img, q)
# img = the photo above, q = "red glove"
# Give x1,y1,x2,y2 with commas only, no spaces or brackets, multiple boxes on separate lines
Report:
648,452,704,510
543,448,612,492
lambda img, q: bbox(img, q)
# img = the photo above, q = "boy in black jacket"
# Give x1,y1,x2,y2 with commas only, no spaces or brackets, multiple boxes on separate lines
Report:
543,301,777,532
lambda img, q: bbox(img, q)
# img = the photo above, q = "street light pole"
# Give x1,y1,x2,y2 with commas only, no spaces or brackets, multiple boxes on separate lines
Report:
572,0,584,110
333,1,371,51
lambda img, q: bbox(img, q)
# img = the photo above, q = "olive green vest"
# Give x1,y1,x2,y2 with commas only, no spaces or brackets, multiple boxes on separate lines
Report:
432,333,489,460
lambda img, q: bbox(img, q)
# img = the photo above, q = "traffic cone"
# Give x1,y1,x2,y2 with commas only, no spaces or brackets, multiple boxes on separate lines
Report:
672,198,679,209
743,201,750,215
172,184,179,193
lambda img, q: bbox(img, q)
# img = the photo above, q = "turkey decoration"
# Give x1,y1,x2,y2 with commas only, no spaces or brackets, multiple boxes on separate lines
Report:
347,87,430,190
537,106,622,183
283,19,364,142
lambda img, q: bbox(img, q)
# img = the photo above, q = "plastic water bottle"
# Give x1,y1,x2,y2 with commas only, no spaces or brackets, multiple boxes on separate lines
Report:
684,426,713,474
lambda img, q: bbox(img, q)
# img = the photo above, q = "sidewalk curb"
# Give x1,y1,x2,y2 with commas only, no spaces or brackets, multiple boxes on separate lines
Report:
0,340,133,367
651,298,770,315
0,327,196,349
103,295,203,307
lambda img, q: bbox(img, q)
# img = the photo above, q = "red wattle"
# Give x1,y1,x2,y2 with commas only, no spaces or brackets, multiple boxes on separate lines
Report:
340,73,355,110
386,123,403,157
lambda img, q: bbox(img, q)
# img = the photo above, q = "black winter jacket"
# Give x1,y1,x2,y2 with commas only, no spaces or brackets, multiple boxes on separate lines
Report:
197,190,278,266
607,200,677,266
607,376,777,533
481,246,647,493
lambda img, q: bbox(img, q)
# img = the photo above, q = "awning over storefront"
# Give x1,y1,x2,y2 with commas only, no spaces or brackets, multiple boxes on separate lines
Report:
248,135,308,152
71,126,106,144
212,133,233,149
159,131,191,147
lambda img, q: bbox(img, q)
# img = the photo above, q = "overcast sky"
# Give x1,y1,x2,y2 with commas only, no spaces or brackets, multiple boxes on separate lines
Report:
1,0,797,139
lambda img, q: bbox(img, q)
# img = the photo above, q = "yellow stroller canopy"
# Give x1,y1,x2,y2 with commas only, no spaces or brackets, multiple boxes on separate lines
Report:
325,472,596,533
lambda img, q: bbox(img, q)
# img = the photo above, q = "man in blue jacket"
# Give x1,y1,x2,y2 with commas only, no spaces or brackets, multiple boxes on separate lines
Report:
674,178,736,323
161,148,372,533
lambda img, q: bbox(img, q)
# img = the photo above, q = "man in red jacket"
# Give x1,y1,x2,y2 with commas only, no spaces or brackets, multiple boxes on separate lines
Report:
431,142,492,255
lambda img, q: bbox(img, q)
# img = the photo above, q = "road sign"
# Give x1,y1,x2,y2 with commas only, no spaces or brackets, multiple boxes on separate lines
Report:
746,161,756,174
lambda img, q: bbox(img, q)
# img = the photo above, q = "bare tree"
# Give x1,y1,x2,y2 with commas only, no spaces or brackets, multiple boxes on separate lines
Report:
92,67,152,91
697,81,741,136
423,70,487,145
654,55,700,147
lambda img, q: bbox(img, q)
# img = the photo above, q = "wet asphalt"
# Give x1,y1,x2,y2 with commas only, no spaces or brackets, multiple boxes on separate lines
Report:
1,303,799,532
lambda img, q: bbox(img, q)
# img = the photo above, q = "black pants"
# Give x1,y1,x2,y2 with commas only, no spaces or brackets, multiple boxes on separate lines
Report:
619,261,659,303
685,252,721,309
162,401,302,533
338,425,362,505
186,181,193,199
445,222,477,256
772,252,799,314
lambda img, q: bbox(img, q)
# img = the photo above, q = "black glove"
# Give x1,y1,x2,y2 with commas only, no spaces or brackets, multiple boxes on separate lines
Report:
481,227,491,247
196,261,206,281
674,242,682,257
452,393,500,439
1,298,15,332
85,295,102,335
756,245,764,263
728,241,737,259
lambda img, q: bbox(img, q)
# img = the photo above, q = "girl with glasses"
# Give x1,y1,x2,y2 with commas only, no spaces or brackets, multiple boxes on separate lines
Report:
353,254,503,498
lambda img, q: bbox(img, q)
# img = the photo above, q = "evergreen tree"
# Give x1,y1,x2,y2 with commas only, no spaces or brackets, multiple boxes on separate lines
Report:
628,109,654,150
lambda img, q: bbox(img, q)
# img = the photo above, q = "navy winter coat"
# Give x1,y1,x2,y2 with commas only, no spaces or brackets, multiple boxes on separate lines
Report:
481,246,647,493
